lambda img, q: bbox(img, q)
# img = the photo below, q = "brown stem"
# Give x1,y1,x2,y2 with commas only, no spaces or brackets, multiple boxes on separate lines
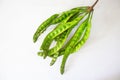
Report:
91,0,99,9
88,0,99,12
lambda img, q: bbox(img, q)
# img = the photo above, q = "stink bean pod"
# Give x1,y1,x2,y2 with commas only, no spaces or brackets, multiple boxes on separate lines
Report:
54,7,89,42
58,14,88,55
71,6,89,13
38,51,44,57
72,12,93,52
51,6,89,24
39,13,77,58
49,29,72,65
50,52,59,66
40,22,72,50
48,11,82,58
54,11,80,41
33,14,59,43
33,0,99,75
48,29,72,56
60,14,90,74
51,9,79,24
41,14,87,58
58,12,93,56
54,11,86,56
40,13,86,51
40,13,76,51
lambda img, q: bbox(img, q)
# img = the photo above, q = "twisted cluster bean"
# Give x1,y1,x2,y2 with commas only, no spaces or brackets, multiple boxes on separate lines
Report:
33,0,98,75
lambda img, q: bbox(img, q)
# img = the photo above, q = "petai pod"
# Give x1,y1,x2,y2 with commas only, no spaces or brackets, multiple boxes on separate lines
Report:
48,29,72,56
49,28,72,66
38,29,71,59
51,6,88,24
54,11,80,41
33,0,99,75
33,14,59,43
72,12,93,53
50,52,59,66
48,12,80,56
57,12,93,56
60,13,91,74
39,13,78,58
70,6,89,13
40,13,86,51
54,6,89,41
49,11,84,61
51,10,78,24
40,12,81,50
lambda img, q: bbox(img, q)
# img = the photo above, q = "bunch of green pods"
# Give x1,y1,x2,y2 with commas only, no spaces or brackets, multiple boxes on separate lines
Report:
33,0,98,74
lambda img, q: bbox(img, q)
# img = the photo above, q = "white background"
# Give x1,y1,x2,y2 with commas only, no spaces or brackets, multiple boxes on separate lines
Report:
0,0,120,80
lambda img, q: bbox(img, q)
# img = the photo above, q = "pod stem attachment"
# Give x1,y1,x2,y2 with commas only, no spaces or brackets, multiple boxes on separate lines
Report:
88,0,99,12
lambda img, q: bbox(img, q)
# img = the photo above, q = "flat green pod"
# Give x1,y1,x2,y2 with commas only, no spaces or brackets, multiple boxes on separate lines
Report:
40,13,75,50
33,14,59,43
60,13,91,74
72,12,93,53
54,11,81,41
39,13,78,58
51,10,78,24
48,29,72,56
40,14,86,51
51,6,88,24
50,52,59,66
33,0,99,75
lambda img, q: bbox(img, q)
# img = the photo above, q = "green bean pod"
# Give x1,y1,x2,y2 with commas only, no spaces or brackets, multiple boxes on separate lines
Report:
49,12,81,62
49,28,71,65
39,13,77,58
72,12,93,52
39,12,79,51
48,29,72,56
54,7,89,42
54,11,80,41
51,6,88,24
50,52,59,66
40,13,75,50
71,6,89,12
60,13,91,74
51,10,78,24
37,52,44,56
33,0,99,75
47,29,72,58
51,11,83,57
40,13,86,51
33,14,59,43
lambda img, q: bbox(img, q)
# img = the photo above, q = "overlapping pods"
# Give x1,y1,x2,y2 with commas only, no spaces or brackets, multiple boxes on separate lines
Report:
33,0,98,74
